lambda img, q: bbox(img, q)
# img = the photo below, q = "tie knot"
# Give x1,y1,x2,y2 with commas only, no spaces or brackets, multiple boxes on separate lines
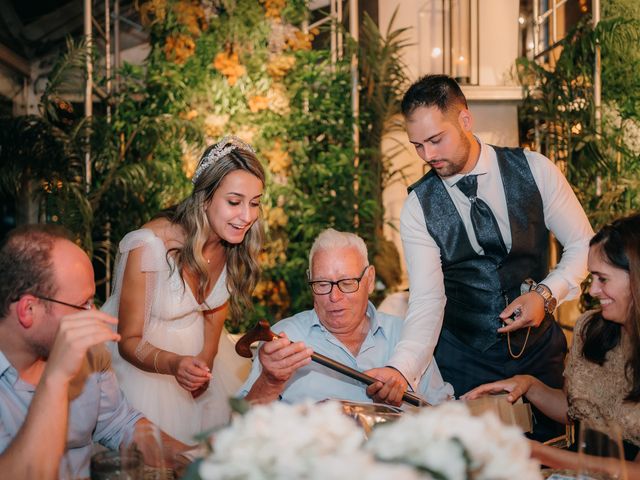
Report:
456,174,478,199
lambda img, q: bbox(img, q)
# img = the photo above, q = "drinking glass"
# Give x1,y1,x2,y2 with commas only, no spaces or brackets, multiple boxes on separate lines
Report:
90,449,143,480
132,422,172,479
576,420,627,480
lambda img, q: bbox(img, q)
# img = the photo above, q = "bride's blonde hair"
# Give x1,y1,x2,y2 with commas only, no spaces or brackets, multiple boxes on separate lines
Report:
162,142,265,321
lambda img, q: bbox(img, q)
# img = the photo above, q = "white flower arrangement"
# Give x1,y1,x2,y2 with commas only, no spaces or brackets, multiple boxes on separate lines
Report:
366,402,541,480
198,401,541,480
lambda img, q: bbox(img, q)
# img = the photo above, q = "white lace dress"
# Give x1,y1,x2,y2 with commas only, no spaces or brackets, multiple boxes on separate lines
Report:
102,228,251,443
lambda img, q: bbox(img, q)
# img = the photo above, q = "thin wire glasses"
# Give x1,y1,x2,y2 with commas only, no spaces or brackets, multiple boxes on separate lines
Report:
308,265,370,295
35,295,94,311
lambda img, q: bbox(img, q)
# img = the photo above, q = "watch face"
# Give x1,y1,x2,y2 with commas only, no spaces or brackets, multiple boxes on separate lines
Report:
547,297,558,313
521,279,536,295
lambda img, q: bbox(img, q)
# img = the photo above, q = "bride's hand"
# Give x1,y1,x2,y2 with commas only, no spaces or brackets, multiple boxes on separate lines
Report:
171,355,212,392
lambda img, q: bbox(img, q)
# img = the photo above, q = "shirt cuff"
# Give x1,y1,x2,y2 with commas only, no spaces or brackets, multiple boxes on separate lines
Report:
540,275,573,303
386,356,422,392
384,365,414,391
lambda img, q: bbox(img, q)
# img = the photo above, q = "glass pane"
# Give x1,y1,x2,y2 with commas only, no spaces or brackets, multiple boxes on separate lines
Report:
418,0,445,75
538,12,551,63
450,0,471,83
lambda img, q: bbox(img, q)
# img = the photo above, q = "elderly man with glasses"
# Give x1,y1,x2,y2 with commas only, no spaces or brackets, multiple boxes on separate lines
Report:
239,228,452,406
0,225,188,479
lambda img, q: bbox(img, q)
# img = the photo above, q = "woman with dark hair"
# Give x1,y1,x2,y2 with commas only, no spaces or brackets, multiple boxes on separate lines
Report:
103,136,265,443
465,213,640,472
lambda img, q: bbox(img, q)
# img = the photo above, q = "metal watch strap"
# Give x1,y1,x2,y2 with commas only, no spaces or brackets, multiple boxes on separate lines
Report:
534,283,557,313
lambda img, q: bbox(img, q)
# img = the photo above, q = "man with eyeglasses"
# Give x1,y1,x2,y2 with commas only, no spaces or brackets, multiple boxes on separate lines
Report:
0,225,188,479
239,228,452,406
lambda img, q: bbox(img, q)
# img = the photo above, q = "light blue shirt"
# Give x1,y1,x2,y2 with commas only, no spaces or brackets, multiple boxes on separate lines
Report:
239,302,453,405
0,348,143,479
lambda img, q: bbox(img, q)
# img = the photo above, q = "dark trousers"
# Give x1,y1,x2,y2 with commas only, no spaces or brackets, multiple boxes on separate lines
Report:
434,321,568,441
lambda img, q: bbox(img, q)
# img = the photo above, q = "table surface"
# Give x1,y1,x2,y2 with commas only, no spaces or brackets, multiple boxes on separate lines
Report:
541,469,577,479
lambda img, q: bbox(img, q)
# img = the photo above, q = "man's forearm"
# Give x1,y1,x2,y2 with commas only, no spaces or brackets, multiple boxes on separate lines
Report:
525,376,569,424
0,374,69,480
531,441,640,478
244,374,286,404
396,196,447,387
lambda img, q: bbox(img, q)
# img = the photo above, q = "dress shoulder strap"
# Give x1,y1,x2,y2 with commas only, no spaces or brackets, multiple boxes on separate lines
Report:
118,228,170,273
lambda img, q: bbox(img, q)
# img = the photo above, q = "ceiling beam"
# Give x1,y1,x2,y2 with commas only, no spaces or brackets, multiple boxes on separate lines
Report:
0,0,24,40
0,42,30,76
21,1,83,43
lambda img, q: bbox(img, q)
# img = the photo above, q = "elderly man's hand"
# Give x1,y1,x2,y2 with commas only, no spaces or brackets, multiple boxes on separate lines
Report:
259,333,313,385
45,310,120,384
363,367,409,407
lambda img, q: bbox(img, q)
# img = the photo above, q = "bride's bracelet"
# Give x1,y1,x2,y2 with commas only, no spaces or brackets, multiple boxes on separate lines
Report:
153,350,162,374
134,340,169,375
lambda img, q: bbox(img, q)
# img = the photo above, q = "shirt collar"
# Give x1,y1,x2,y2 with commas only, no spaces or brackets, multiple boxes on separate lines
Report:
309,301,384,336
0,350,17,385
443,135,490,188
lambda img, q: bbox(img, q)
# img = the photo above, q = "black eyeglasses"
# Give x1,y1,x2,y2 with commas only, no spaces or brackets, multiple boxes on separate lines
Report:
308,266,370,295
35,295,94,311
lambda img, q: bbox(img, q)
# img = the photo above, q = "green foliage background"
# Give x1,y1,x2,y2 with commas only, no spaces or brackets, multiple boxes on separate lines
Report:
516,0,640,310
0,1,409,331
517,2,640,230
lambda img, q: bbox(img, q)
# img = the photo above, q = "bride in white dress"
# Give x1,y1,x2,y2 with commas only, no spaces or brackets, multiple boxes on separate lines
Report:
102,137,264,443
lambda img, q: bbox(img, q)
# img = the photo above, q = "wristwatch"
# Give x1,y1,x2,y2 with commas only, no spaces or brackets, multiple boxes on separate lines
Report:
533,283,557,314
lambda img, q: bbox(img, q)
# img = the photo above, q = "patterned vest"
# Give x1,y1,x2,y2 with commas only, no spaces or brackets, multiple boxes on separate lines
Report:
409,146,552,352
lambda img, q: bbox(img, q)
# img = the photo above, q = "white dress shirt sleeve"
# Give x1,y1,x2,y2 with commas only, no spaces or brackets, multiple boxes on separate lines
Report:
525,150,594,301
387,191,446,389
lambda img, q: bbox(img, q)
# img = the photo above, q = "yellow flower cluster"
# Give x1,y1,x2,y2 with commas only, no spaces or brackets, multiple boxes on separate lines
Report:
286,28,317,51
258,238,288,269
234,125,259,145
213,51,247,86
266,83,290,115
267,206,288,228
138,0,167,27
203,113,230,138
266,54,296,80
254,279,289,310
181,109,199,121
145,1,208,64
182,149,198,178
263,139,291,174
164,33,196,64
260,0,286,20
571,74,591,89
248,95,269,113
272,206,289,227
55,98,73,113
42,179,64,193
173,1,207,37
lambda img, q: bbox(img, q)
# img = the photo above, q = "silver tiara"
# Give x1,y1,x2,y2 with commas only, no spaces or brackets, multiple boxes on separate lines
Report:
191,135,256,184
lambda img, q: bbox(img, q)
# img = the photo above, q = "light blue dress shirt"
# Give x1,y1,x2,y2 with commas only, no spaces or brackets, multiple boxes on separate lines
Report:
0,348,143,479
239,302,453,405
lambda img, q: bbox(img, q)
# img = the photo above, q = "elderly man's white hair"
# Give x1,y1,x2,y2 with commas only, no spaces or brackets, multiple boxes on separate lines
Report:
308,228,369,276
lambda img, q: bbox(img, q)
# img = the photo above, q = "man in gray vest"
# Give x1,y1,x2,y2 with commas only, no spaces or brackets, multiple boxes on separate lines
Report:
377,74,593,439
